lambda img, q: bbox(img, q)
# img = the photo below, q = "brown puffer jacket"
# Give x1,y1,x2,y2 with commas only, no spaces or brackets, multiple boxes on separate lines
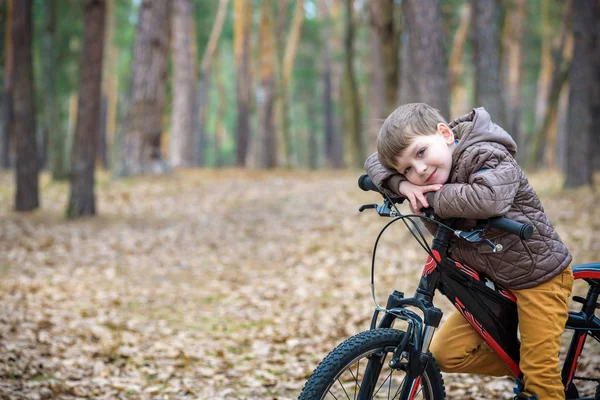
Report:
365,107,571,289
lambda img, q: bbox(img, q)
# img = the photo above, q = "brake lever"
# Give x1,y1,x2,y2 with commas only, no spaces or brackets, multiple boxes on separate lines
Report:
359,199,398,217
359,204,377,212
454,229,503,253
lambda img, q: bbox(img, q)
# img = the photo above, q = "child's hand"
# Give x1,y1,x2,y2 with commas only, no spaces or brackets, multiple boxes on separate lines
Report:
398,181,443,215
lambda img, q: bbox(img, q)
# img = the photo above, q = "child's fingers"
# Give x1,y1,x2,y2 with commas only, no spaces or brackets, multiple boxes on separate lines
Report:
416,193,428,208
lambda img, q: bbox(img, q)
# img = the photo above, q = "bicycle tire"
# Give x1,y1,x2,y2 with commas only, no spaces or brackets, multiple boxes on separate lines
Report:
299,328,446,400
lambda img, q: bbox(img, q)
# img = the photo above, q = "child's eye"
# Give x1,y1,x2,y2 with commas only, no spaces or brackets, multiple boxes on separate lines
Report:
417,148,425,157
404,166,411,174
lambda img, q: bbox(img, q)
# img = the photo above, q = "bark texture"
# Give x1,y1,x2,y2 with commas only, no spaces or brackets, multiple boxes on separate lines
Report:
564,0,596,188
402,0,449,119
234,0,252,167
43,0,68,180
121,0,171,176
317,0,342,168
67,0,106,218
257,0,276,168
171,0,196,168
470,0,503,125
0,0,13,169
368,0,398,115
12,0,39,211
195,0,228,166
342,0,363,168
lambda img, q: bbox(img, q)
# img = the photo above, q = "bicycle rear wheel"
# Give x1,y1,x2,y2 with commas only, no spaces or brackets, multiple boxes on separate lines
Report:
299,328,445,400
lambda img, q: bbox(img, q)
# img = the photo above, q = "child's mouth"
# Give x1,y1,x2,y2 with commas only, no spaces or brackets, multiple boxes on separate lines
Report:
426,169,437,183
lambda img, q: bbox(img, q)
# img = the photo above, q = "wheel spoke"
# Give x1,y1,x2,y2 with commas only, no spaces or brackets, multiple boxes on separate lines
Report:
354,359,360,400
346,359,362,398
387,368,393,400
372,368,394,398
390,374,409,400
335,377,352,400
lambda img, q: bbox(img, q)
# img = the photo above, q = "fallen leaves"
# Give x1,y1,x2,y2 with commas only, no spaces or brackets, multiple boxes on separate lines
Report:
0,169,598,399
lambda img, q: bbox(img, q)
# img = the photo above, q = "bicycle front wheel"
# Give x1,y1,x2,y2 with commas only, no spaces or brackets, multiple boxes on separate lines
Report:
299,328,445,400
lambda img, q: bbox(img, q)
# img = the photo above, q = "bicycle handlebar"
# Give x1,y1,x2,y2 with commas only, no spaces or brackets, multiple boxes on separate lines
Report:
358,174,534,240
358,174,380,192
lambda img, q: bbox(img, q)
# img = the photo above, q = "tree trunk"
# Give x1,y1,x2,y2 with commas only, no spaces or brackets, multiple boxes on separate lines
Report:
214,48,227,168
534,0,552,131
279,0,304,168
564,0,595,188
342,0,363,168
317,0,341,169
120,0,171,177
503,0,526,157
449,3,471,117
257,0,276,169
470,0,503,125
99,0,117,170
0,0,13,169
12,0,38,211
234,0,252,167
170,0,196,168
368,0,398,116
530,0,573,168
42,0,68,180
402,0,450,119
67,0,106,218
367,22,385,153
591,0,600,171
195,0,228,166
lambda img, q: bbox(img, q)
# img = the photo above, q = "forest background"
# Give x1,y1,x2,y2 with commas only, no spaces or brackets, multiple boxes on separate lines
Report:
0,0,599,399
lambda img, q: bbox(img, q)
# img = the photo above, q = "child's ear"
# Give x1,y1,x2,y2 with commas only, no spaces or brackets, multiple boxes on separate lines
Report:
437,123,454,144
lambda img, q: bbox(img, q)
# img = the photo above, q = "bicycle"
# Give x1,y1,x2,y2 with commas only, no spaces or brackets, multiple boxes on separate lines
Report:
299,175,600,400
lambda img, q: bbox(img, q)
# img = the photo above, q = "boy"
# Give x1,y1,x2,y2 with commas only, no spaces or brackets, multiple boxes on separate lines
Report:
365,103,573,400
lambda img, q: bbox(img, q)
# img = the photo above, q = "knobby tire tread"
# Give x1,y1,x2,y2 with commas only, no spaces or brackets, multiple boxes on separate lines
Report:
299,328,446,399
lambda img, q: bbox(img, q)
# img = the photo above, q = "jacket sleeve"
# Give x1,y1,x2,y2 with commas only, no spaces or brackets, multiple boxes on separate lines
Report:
431,145,521,220
364,152,406,199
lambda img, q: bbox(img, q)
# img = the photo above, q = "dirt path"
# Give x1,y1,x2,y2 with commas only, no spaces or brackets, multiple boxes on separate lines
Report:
0,170,598,399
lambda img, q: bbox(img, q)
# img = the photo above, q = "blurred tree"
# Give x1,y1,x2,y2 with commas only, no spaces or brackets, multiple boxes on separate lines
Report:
0,0,13,169
317,0,342,168
402,0,449,119
449,2,470,117
295,16,321,169
213,46,227,168
234,0,252,167
41,0,69,180
591,2,600,171
342,0,363,168
13,0,39,211
564,0,596,188
195,0,228,166
368,0,399,116
119,0,171,177
530,0,572,169
503,0,526,157
278,0,304,168
98,0,117,170
171,0,197,168
67,0,106,218
257,0,276,168
470,0,503,125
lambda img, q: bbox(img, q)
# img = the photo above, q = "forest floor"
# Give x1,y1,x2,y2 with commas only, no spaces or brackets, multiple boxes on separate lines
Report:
0,169,598,400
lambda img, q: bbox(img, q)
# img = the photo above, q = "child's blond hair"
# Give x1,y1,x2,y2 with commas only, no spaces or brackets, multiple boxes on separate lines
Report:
377,103,447,170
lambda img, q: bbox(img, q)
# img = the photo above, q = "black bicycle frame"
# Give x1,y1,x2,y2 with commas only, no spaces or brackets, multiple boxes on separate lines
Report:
371,225,600,399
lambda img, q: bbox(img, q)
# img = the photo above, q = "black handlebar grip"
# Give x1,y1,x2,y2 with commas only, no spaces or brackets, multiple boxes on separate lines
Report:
358,174,381,193
488,217,534,240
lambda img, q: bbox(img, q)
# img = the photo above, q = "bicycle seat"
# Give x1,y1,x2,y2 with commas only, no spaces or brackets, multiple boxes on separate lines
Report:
572,262,600,284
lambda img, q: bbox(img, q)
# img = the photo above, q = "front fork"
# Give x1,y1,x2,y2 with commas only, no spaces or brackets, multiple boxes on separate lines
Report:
361,291,442,399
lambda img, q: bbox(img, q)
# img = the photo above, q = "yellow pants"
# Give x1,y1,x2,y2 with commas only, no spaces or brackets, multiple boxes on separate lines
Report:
430,267,573,400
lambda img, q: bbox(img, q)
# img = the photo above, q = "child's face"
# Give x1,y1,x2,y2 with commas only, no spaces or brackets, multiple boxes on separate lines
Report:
394,123,456,186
